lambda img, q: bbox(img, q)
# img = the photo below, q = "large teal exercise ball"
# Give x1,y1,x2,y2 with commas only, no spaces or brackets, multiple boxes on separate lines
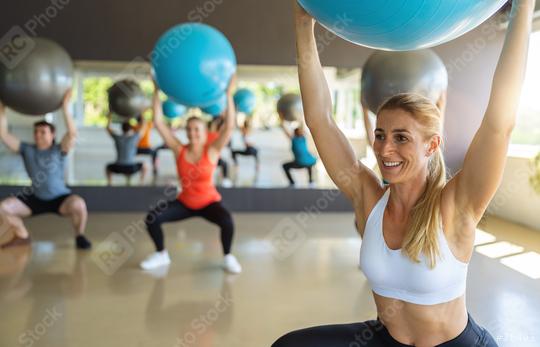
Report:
152,23,236,107
201,94,227,117
233,88,256,115
162,99,186,119
0,38,73,115
361,50,448,114
297,0,507,51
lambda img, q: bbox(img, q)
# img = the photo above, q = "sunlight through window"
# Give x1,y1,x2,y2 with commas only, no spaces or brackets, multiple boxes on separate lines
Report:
475,241,524,258
474,228,497,246
500,252,540,279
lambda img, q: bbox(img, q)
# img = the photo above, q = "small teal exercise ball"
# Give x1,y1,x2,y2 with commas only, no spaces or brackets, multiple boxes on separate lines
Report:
201,94,227,117
297,0,507,50
233,88,256,115
162,99,186,119
152,23,236,107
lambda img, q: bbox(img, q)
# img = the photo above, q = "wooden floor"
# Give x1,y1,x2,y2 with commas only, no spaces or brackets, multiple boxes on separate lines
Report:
1,213,539,347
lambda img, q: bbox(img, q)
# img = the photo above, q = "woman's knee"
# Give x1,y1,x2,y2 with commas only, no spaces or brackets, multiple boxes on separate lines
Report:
271,330,305,347
219,211,234,231
145,210,162,228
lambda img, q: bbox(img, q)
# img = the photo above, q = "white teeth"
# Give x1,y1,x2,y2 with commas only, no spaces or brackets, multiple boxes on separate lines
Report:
383,161,402,167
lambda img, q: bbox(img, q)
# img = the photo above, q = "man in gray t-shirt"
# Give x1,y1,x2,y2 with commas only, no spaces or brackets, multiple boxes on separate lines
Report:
0,93,91,249
105,113,148,185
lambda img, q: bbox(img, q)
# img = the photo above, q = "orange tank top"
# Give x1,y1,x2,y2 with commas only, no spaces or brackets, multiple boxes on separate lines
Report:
207,131,219,144
137,123,153,149
176,145,221,209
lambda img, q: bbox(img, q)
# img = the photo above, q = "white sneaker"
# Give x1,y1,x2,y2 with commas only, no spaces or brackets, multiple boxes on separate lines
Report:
140,251,171,270
308,182,317,189
221,178,233,188
222,254,242,274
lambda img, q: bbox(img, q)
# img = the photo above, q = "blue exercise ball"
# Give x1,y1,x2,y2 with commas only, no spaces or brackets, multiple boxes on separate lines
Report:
162,99,187,119
201,94,227,117
297,0,507,50
152,23,236,107
233,88,256,115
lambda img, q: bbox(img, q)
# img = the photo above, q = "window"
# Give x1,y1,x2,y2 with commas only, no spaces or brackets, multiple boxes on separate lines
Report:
511,31,540,148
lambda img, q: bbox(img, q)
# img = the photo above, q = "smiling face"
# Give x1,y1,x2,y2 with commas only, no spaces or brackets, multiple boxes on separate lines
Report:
373,95,442,185
186,117,207,147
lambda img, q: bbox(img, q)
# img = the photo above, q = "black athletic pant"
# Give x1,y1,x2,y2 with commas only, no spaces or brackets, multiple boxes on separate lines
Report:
145,200,234,254
151,144,169,174
232,146,259,165
272,314,498,347
282,161,313,185
137,147,159,175
218,158,229,179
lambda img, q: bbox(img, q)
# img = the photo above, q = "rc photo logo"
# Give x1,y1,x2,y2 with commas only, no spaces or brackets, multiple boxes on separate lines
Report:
92,231,135,276
0,26,35,69
265,217,307,261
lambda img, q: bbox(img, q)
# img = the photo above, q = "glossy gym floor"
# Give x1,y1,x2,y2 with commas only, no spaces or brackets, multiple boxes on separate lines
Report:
1,213,539,347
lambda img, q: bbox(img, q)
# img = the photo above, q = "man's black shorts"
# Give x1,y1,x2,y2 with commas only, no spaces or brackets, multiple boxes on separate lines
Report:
18,194,71,215
106,163,143,175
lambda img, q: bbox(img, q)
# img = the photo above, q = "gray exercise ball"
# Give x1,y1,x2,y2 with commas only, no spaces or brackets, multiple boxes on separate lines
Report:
0,38,73,115
277,93,303,122
108,79,149,118
361,49,448,114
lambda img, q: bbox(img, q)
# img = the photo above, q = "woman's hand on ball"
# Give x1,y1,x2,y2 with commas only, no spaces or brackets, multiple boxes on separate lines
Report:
293,0,314,24
62,88,73,107
227,74,237,96
151,76,159,90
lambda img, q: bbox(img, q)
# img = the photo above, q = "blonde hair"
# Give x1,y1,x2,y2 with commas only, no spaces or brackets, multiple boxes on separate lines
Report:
186,116,206,128
378,93,446,268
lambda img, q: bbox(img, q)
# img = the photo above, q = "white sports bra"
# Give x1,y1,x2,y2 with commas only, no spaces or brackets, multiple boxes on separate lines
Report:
359,189,468,305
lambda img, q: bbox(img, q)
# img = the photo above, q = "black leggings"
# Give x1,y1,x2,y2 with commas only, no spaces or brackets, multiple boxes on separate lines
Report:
282,161,314,185
232,146,259,165
218,158,229,179
145,200,234,254
137,147,160,175
272,314,498,347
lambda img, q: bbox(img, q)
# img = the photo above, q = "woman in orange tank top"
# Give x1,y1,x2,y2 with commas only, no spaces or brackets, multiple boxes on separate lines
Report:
135,117,160,178
140,76,242,274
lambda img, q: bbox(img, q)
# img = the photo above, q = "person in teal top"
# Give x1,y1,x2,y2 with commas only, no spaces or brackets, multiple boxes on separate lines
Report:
280,121,317,187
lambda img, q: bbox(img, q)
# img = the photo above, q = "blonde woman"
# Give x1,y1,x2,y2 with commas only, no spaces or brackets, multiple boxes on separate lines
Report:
273,0,535,346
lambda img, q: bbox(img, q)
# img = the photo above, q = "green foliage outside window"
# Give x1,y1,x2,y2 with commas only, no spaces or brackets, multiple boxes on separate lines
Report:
83,77,113,127
530,152,540,194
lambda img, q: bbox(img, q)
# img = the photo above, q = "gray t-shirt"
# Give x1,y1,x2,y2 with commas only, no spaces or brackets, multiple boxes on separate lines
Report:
112,133,140,165
19,142,71,200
